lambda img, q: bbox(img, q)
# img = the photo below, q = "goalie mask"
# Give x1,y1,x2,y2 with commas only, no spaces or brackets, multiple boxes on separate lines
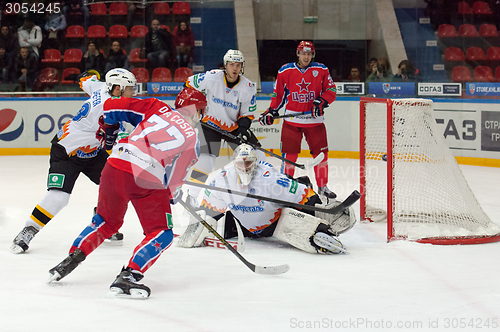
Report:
232,143,258,186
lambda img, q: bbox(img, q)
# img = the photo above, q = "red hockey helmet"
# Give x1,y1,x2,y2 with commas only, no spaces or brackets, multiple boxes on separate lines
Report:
297,41,315,57
175,88,207,118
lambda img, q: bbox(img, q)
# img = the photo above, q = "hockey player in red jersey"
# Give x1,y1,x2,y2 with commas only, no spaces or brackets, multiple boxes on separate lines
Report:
258,41,338,202
49,88,206,299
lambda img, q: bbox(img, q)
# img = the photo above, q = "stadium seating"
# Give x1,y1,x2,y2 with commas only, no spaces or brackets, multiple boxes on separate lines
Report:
438,24,458,38
152,68,172,82
466,47,486,61
445,47,465,61
154,2,170,15
129,48,147,64
487,47,500,61
173,2,191,15
451,66,472,82
131,68,149,83
63,48,83,63
160,25,171,32
109,2,128,15
61,68,81,85
479,24,498,37
130,25,148,38
87,25,106,39
473,66,494,82
38,68,60,84
496,67,500,81
90,3,107,15
109,25,128,39
41,49,61,64
174,67,193,82
65,25,85,38
472,1,493,15
457,1,472,15
459,24,479,37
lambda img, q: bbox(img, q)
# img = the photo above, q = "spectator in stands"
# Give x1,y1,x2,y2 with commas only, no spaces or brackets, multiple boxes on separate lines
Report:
0,25,18,66
18,16,43,59
0,47,12,83
366,57,394,82
43,11,67,51
144,19,173,69
345,66,362,82
14,46,39,91
365,57,377,79
63,0,90,28
173,21,194,68
80,41,105,77
105,40,129,73
393,59,420,82
126,1,152,29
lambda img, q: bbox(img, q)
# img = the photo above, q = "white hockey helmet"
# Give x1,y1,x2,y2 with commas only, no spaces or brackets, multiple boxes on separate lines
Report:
223,49,245,73
105,68,137,94
232,143,258,186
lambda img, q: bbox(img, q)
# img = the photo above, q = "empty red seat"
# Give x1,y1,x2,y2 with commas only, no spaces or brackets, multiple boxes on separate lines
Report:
90,3,107,15
466,47,486,61
66,25,85,38
457,1,472,15
174,67,193,82
61,68,81,84
131,68,149,83
41,49,61,64
459,24,479,37
473,1,493,15
445,47,465,61
173,2,191,14
129,48,147,63
487,47,500,60
479,24,498,37
87,25,106,38
130,25,148,38
152,67,172,82
38,67,60,84
495,67,500,81
438,24,458,38
154,2,170,15
451,66,472,82
109,25,128,38
160,25,171,32
474,66,494,82
63,48,83,63
109,2,128,15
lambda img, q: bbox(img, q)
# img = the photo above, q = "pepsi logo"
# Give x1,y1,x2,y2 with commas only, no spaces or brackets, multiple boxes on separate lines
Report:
0,109,24,141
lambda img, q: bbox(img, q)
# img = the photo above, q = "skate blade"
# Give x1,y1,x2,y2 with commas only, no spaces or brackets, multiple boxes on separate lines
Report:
103,239,124,246
108,287,149,299
48,271,62,283
10,243,26,254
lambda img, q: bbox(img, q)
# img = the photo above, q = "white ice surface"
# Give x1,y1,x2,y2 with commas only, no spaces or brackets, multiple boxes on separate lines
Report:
1,156,500,332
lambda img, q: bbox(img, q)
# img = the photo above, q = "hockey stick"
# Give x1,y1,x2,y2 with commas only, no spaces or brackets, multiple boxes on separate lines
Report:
200,122,323,170
251,111,311,123
178,199,290,275
185,180,361,214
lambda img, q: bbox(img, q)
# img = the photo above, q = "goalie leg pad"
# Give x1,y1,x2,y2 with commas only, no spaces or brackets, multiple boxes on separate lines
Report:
177,210,218,248
315,200,357,235
273,208,329,254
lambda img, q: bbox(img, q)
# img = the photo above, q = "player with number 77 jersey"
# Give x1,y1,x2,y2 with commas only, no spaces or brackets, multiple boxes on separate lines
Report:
48,88,207,298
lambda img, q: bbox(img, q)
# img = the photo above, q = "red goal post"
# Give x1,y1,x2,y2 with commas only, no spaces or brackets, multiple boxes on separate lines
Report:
359,97,500,245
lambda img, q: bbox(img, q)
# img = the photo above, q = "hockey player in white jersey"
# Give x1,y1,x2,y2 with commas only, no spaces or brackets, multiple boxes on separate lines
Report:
184,49,261,186
178,144,356,254
10,68,136,254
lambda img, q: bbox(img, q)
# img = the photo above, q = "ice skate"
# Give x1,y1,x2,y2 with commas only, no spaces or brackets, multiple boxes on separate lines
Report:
48,249,86,282
10,226,39,254
109,267,150,299
318,186,337,202
104,232,124,246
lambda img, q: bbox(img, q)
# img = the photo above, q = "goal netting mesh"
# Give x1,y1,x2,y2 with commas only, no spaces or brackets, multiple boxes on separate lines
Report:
360,98,500,244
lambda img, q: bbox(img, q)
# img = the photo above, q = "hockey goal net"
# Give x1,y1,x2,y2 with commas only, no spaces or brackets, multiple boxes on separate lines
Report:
359,97,500,244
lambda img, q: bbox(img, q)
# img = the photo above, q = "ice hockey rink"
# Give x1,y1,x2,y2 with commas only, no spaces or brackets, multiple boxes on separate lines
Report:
1,155,500,332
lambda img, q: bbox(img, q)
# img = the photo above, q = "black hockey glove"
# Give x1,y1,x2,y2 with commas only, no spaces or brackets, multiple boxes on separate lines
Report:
258,108,279,126
97,116,120,152
78,69,101,81
231,117,252,142
311,96,329,118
